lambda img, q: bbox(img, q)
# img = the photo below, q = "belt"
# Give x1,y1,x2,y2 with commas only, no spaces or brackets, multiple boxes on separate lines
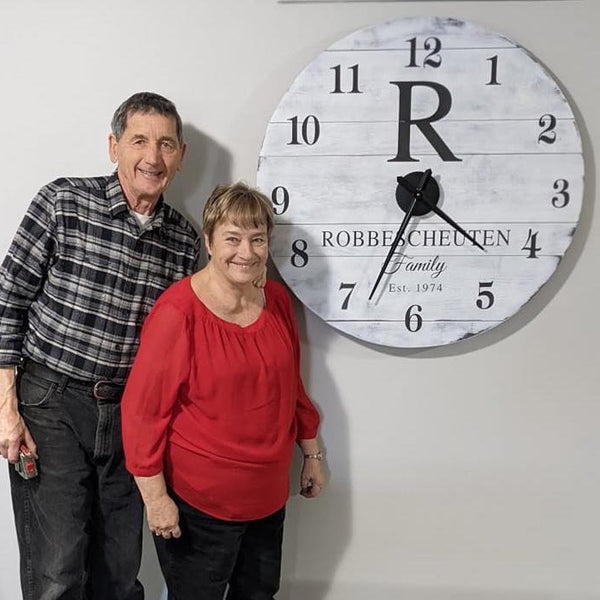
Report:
20,359,125,403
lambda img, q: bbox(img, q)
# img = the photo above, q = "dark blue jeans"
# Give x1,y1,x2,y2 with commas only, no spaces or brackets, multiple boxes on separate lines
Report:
9,360,144,600
154,493,285,600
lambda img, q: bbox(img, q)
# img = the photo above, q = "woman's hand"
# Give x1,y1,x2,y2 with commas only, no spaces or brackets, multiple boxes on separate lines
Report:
298,438,325,498
300,456,325,498
134,473,181,539
145,494,181,539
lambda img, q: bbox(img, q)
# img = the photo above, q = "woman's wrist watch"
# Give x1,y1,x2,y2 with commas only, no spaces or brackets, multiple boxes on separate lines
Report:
303,451,323,461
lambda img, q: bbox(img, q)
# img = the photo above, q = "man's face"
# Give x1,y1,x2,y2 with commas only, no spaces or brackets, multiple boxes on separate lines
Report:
109,111,185,208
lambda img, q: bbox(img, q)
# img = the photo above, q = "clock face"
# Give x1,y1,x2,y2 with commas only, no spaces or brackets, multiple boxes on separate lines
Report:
257,17,584,348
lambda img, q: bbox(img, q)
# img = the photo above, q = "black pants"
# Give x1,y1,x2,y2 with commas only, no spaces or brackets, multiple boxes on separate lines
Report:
9,360,144,600
154,493,285,600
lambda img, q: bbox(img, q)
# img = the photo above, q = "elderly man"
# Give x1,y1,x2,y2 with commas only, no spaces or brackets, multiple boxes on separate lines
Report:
0,92,198,599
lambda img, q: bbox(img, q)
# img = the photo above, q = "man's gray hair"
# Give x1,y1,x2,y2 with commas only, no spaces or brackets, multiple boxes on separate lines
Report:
111,92,184,145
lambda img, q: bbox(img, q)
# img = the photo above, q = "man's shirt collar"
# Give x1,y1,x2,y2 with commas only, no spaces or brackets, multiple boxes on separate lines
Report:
106,171,166,229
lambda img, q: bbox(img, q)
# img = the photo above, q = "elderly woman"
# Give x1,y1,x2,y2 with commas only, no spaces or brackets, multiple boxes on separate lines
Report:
121,182,324,599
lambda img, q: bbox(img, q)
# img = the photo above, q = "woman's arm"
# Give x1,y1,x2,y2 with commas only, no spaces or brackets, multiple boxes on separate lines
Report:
121,300,190,476
121,296,191,539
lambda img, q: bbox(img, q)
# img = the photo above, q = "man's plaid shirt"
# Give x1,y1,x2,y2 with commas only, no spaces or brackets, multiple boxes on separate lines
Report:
0,173,198,383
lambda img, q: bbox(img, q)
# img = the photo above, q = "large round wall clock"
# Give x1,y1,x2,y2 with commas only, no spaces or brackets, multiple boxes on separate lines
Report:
256,16,584,348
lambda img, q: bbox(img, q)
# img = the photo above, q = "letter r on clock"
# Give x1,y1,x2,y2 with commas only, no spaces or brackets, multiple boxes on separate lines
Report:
388,81,462,163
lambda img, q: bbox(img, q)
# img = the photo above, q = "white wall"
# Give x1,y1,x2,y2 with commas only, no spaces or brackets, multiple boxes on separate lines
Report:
1,1,599,599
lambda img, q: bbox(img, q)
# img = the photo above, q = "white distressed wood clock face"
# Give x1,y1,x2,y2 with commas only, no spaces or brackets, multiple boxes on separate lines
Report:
257,17,583,348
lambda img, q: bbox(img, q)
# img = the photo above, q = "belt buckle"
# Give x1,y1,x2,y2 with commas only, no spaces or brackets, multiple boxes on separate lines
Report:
93,380,114,401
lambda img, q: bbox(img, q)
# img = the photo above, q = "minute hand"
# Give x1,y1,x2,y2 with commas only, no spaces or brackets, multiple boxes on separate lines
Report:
368,196,418,301
369,169,432,301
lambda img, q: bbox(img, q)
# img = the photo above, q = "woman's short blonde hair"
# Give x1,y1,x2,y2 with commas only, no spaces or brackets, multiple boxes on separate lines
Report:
202,182,274,243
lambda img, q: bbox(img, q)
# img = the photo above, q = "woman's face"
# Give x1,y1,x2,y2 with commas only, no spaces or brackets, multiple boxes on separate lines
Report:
205,220,269,287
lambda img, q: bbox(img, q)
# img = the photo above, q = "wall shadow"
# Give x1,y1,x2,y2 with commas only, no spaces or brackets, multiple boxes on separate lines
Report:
166,123,233,237
274,267,352,600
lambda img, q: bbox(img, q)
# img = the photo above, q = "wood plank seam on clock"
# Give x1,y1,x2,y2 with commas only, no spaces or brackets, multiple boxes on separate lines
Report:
261,152,581,158
268,118,576,124
273,222,579,226
325,319,505,324
322,47,517,53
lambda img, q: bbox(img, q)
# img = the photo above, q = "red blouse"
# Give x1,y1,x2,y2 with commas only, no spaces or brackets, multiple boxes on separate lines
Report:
121,276,320,521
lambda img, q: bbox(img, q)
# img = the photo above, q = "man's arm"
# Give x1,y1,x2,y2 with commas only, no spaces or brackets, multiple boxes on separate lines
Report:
0,182,58,367
0,366,35,463
0,184,59,462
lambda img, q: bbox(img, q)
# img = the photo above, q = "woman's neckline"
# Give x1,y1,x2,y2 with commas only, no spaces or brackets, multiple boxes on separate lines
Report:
188,274,267,330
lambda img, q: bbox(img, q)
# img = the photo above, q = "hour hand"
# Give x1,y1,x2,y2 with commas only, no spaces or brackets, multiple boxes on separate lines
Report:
397,173,485,252
417,195,486,252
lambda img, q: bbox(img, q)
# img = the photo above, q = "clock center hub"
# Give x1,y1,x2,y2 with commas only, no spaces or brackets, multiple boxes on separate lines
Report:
396,171,440,217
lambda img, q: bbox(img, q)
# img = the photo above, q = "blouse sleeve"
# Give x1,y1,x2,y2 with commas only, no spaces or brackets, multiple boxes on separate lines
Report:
295,377,320,440
278,284,320,440
121,299,191,476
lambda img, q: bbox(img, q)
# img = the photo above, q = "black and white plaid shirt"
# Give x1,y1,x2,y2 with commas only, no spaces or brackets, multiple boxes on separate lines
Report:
0,173,199,383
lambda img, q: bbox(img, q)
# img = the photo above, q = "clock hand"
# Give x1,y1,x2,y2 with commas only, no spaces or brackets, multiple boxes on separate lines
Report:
368,197,418,301
417,195,486,252
396,176,486,252
369,169,432,301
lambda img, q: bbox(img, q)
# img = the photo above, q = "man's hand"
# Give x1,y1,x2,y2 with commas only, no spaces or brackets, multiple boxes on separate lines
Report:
0,411,35,463
0,366,36,463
